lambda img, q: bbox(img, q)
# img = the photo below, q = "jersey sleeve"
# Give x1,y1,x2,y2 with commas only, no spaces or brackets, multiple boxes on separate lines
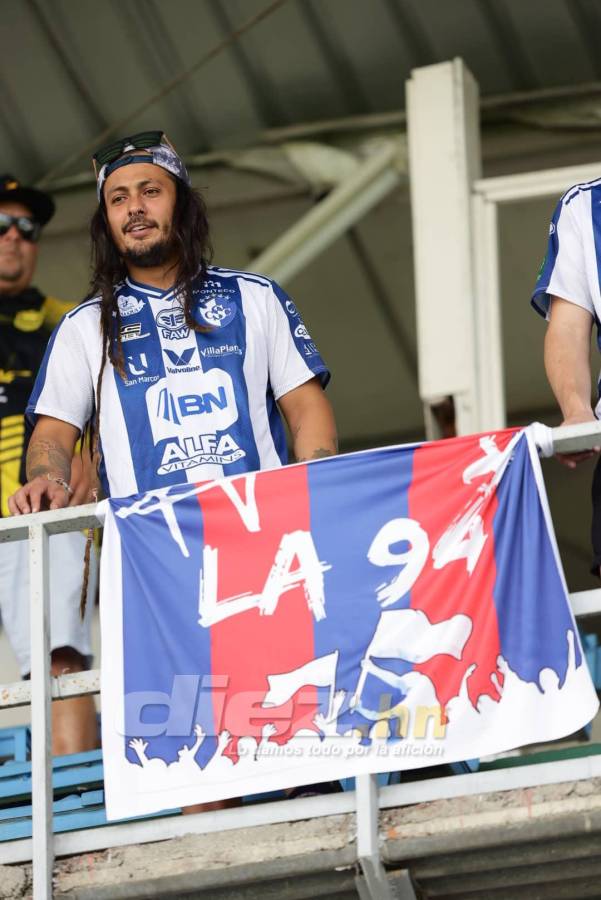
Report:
265,280,331,401
26,311,94,433
531,191,594,320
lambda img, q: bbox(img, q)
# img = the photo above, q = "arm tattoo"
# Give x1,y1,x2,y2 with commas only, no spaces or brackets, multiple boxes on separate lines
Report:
27,439,71,483
295,448,336,463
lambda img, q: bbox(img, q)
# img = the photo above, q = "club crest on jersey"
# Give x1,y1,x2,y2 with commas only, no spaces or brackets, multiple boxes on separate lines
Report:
117,294,145,317
155,307,190,340
197,297,237,328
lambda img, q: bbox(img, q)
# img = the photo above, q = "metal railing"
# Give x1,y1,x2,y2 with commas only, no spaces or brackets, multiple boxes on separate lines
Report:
2,422,601,900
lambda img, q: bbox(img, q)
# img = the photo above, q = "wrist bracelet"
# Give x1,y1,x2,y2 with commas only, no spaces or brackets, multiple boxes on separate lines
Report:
46,473,73,496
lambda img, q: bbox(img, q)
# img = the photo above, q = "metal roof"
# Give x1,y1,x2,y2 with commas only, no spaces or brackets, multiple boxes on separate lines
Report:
4,0,601,593
4,0,601,185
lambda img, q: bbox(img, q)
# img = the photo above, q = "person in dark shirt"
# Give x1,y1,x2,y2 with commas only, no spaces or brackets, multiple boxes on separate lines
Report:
0,174,97,754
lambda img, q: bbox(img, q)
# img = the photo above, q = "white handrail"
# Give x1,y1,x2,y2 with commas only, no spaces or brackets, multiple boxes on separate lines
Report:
3,424,601,898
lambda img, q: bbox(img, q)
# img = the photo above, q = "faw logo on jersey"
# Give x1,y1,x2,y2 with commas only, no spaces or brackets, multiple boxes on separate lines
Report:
156,308,190,340
197,297,237,328
117,294,145,317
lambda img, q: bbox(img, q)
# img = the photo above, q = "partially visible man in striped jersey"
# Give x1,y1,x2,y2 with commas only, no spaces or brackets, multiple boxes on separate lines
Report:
8,133,338,807
0,174,97,755
532,178,601,573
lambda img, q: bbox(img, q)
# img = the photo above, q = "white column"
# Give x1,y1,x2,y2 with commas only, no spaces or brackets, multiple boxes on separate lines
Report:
407,59,495,436
472,192,506,429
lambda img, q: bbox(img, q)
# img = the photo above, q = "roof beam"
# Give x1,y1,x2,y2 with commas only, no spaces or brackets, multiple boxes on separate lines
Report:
249,139,404,285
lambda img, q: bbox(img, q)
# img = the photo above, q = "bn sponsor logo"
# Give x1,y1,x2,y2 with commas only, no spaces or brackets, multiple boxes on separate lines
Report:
145,371,238,447
156,387,228,425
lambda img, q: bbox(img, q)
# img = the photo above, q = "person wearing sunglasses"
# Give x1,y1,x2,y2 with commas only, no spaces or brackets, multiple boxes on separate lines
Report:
0,174,98,756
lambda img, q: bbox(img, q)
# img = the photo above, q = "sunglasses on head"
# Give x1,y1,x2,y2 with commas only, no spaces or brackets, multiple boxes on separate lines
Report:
0,212,41,242
92,131,169,177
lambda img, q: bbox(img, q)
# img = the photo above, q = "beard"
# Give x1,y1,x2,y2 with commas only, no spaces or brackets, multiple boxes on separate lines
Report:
123,228,177,268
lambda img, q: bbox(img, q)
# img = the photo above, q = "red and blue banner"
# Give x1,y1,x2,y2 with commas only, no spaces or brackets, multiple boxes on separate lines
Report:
100,428,598,819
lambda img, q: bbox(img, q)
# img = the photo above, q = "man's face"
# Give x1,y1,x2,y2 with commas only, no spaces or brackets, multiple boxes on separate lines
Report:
103,162,177,268
0,200,39,294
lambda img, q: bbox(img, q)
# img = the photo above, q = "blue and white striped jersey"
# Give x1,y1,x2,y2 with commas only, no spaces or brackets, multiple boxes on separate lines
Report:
27,267,330,498
532,177,601,330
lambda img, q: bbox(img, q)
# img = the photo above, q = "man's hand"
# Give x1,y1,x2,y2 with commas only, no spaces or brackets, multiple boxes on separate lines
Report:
545,297,599,468
8,475,71,515
7,415,79,515
556,412,601,469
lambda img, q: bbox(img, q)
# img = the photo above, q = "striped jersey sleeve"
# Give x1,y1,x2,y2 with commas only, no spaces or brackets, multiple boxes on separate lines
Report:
265,280,330,400
26,304,96,432
531,187,595,320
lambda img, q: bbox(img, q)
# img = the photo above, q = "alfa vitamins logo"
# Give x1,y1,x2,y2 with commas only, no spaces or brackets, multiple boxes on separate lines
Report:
158,434,245,473
117,294,145,317
156,308,190,340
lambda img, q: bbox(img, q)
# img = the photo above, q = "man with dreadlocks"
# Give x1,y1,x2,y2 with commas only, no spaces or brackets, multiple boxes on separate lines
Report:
9,133,337,804
10,132,336,508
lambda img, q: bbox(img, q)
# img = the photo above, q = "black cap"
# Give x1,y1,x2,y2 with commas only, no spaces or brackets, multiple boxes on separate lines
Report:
0,174,55,226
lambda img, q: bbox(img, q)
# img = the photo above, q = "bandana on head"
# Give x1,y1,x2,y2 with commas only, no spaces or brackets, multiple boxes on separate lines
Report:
96,143,191,201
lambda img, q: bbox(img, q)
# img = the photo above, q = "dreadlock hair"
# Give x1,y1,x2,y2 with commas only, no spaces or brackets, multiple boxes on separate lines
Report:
78,177,212,618
86,177,213,465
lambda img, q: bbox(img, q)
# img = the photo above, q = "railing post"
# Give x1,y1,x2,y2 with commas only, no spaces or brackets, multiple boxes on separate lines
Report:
356,773,405,900
29,523,53,900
